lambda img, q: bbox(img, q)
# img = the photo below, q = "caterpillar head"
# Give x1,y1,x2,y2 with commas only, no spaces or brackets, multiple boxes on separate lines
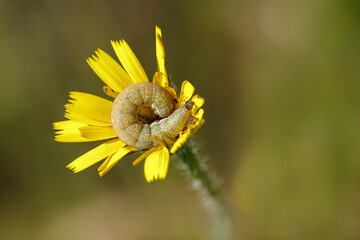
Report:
184,100,195,110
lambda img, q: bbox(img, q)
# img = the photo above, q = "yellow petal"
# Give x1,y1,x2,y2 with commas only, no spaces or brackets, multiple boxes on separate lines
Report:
98,146,136,177
170,131,191,154
79,126,117,140
54,120,91,142
103,86,119,98
55,132,90,142
186,110,205,138
65,111,111,127
152,71,168,88
54,121,116,142
132,147,160,166
191,94,205,112
111,40,149,84
155,26,168,87
194,108,204,121
65,92,112,126
87,49,133,92
179,80,195,105
66,139,125,173
169,112,204,154
144,146,170,182
53,120,87,130
190,118,205,136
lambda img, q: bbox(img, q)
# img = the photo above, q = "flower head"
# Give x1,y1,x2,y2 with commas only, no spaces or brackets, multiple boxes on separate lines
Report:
54,26,204,182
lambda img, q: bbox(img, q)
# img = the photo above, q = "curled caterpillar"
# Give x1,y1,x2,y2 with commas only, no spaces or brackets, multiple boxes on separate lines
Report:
111,82,194,150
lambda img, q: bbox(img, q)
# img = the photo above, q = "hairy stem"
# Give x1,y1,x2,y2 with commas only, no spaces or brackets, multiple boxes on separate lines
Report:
175,140,234,240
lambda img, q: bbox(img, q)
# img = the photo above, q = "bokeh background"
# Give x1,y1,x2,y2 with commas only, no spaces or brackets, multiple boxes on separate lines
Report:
1,0,359,239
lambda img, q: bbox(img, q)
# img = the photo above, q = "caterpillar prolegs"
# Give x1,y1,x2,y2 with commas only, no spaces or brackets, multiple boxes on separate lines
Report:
111,82,195,150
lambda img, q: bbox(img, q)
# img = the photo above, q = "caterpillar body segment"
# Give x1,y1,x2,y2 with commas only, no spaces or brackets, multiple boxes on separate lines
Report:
111,82,193,150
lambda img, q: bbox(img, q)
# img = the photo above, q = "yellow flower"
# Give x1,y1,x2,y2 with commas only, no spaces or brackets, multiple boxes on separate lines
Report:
53,26,205,182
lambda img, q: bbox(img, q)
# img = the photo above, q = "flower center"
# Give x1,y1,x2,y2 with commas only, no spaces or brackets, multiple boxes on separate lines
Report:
137,106,159,124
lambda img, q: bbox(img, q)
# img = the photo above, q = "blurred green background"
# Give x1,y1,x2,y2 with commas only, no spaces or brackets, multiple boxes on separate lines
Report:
0,0,359,239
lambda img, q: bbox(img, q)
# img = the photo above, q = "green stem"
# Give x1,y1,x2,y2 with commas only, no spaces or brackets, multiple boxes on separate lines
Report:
175,140,233,239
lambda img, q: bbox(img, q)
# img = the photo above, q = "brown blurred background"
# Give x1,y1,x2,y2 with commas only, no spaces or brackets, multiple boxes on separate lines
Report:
0,0,359,239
